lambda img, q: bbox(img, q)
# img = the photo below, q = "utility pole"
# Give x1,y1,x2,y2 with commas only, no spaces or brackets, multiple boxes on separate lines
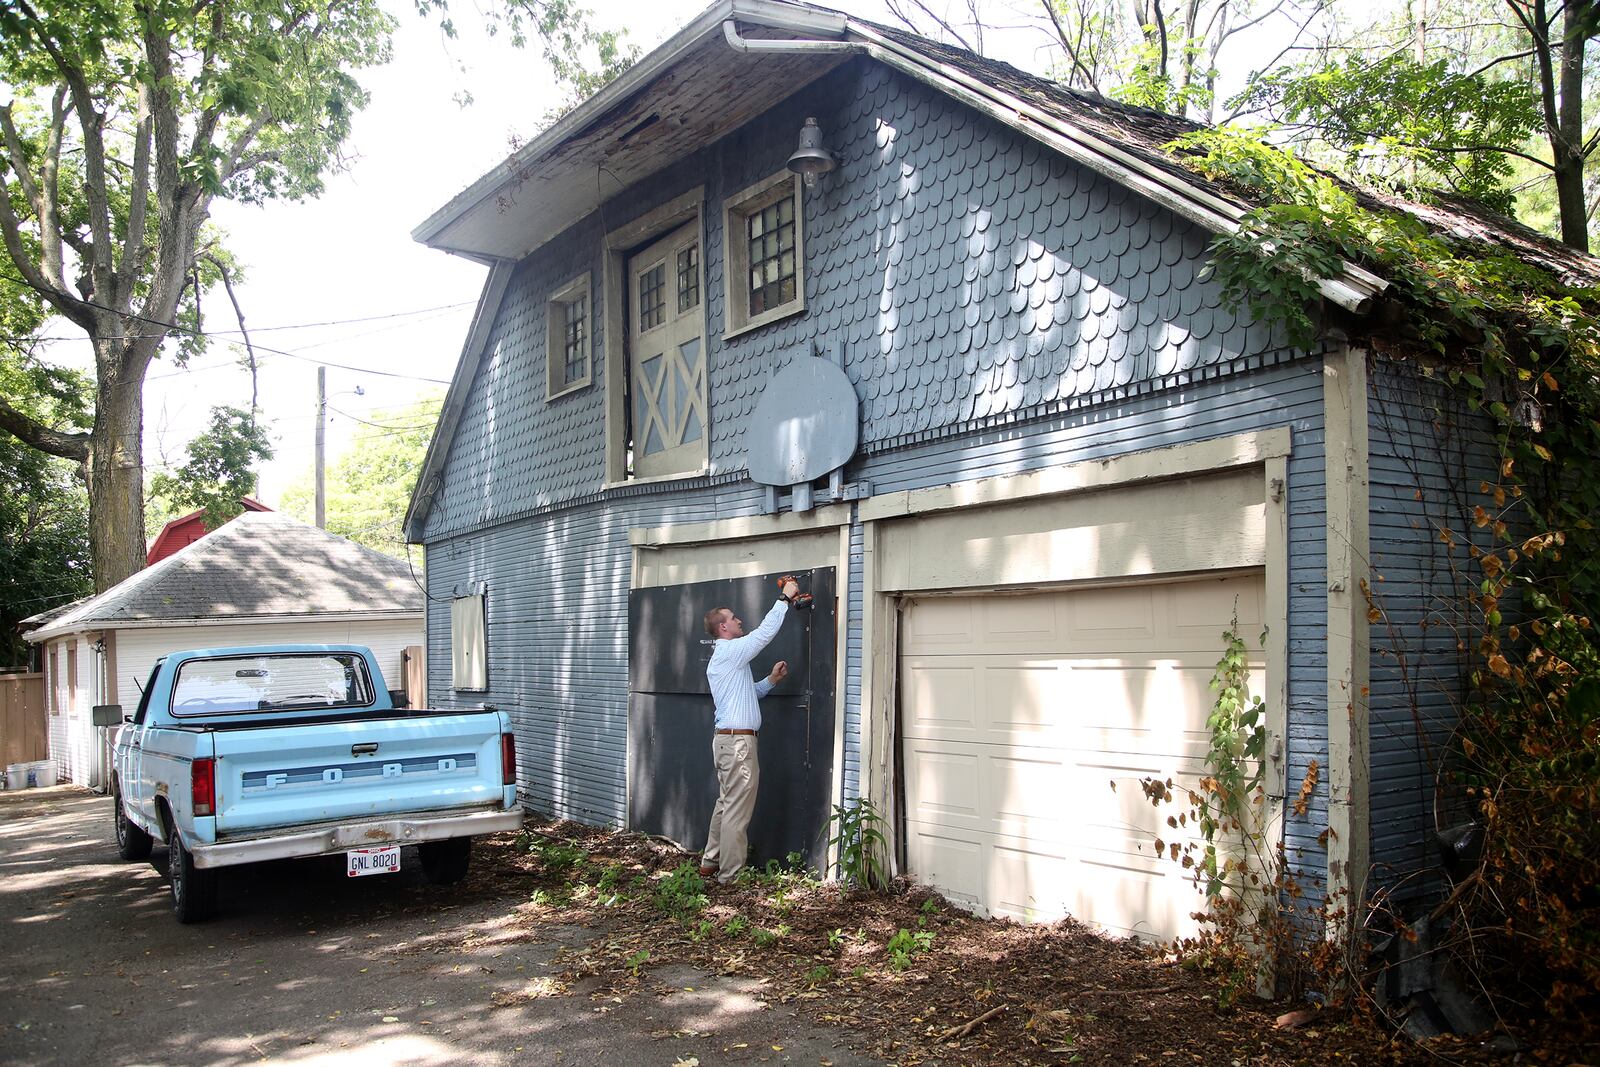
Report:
315,365,326,529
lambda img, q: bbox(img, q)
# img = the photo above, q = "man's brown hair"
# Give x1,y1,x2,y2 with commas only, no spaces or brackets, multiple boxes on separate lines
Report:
704,607,730,638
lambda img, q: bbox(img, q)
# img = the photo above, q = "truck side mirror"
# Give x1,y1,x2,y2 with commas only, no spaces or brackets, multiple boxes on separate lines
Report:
91,704,123,728
388,689,410,710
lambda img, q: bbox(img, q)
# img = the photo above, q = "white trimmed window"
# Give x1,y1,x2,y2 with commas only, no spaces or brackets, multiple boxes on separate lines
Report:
722,171,805,337
451,593,487,691
547,274,593,399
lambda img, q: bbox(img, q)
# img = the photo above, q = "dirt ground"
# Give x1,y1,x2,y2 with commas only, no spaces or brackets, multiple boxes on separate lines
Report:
486,818,1555,1067
1,786,1577,1066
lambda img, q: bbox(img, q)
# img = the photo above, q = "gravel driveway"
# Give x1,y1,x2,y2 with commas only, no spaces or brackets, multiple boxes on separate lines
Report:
0,786,879,1067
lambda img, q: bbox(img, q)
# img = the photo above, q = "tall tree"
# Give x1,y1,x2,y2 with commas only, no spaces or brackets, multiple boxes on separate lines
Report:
0,0,393,592
1235,0,1600,249
0,0,636,594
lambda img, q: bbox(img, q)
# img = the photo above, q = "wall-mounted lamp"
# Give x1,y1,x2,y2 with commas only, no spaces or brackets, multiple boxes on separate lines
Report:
786,117,836,189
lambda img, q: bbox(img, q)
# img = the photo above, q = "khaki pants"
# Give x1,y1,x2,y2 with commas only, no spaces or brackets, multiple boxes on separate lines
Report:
702,733,759,884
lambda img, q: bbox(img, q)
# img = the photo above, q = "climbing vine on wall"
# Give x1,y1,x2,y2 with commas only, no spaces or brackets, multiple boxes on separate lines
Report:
1164,128,1600,1026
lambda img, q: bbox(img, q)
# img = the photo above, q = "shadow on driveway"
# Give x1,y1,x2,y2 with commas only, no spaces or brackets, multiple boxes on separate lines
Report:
0,786,880,1066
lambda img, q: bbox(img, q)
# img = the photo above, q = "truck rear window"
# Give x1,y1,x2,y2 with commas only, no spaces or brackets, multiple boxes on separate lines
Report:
171,653,376,717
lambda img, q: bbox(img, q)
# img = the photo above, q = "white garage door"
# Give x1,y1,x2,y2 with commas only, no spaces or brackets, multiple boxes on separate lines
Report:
900,572,1265,939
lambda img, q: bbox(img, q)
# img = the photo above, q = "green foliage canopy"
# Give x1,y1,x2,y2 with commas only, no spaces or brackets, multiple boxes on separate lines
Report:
147,405,274,534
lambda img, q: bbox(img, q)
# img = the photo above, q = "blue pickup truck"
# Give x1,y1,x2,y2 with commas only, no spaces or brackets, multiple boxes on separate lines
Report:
110,644,522,922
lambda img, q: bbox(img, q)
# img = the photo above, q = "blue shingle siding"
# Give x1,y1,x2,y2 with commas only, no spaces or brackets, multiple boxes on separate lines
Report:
1365,356,1499,900
417,57,1344,901
423,60,1290,544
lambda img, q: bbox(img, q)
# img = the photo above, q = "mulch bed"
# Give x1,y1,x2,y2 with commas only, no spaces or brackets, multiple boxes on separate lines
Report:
467,821,1571,1066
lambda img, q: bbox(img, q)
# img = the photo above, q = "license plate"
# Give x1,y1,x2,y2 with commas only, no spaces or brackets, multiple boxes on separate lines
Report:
347,846,400,877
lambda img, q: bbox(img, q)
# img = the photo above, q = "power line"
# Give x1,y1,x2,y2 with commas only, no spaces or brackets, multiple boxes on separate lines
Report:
2,268,455,384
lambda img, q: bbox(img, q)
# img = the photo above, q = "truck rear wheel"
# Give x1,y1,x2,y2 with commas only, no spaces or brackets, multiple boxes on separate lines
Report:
113,781,153,861
420,838,471,885
168,827,218,923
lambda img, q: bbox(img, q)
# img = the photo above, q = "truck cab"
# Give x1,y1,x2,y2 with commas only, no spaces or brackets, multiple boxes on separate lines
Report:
111,644,521,922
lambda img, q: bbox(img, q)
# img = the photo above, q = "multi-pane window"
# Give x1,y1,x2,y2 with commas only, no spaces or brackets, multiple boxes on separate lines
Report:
639,263,666,331
546,274,593,400
561,293,588,385
723,172,804,336
677,245,699,312
747,197,796,316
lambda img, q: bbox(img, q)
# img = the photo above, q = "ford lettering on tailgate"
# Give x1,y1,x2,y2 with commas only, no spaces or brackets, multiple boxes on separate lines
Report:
242,753,478,792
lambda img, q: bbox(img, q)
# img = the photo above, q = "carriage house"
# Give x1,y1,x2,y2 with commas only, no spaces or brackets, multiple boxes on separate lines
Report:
404,0,1562,939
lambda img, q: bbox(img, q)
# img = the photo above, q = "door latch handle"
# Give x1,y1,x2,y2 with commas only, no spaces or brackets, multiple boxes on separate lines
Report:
351,742,379,756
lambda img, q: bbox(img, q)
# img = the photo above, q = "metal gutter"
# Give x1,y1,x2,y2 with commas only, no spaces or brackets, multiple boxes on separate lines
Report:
27,611,425,644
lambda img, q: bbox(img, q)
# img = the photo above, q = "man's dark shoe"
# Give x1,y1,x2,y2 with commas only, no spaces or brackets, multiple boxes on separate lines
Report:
697,865,718,879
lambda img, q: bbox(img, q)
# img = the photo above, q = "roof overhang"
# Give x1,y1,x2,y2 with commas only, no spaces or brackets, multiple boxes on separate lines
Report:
412,0,853,264
25,610,425,644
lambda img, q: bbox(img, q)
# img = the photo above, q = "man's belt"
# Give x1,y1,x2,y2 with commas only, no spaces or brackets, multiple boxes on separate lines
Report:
715,728,757,735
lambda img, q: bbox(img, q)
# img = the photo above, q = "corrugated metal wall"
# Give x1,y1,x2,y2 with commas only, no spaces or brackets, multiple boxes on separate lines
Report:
1365,356,1498,899
415,58,1354,894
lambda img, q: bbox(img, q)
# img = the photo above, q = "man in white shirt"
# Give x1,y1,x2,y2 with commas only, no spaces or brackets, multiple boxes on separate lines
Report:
698,576,804,884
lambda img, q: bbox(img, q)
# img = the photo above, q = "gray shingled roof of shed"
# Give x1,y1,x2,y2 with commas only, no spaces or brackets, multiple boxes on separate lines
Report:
25,512,421,641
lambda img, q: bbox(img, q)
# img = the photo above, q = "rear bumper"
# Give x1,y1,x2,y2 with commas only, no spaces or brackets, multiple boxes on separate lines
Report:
191,807,524,869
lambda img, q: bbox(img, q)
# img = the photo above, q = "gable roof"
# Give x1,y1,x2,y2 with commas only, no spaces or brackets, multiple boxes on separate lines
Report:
405,0,1598,541
26,512,422,642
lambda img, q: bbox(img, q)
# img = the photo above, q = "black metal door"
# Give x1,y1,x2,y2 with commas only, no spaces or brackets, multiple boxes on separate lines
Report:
628,568,837,870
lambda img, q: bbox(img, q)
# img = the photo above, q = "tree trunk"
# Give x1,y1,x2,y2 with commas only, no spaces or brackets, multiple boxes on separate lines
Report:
1554,2,1590,252
86,365,147,592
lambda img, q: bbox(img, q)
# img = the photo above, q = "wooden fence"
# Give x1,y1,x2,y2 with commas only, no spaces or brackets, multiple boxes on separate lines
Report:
0,672,47,767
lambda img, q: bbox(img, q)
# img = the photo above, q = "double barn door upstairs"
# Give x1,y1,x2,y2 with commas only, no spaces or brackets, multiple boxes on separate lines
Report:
628,221,707,480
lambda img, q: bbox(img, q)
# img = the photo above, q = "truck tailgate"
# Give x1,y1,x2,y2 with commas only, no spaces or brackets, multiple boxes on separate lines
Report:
212,714,506,835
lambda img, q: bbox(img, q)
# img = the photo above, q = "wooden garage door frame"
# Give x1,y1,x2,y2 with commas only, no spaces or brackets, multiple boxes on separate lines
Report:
857,429,1292,885
627,504,854,867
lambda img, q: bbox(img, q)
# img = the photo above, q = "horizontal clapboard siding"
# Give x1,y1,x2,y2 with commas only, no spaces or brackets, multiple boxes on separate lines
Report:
1365,357,1498,900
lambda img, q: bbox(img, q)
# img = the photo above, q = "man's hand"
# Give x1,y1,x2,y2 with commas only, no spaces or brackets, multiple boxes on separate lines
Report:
767,661,789,686
781,578,800,601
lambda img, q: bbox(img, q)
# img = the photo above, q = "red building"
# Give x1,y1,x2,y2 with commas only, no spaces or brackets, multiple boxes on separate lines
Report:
146,499,272,564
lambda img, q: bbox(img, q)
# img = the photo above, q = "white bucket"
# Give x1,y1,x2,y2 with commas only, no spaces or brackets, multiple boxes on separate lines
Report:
28,761,56,788
5,763,28,789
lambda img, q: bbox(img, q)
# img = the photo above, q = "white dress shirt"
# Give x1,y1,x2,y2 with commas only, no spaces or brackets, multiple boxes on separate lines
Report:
707,599,789,731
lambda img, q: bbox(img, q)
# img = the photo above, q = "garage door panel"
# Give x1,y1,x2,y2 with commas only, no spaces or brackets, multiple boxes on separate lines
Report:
901,573,1266,941
903,663,980,734
980,595,1062,648
904,824,985,909
901,597,980,651
904,744,985,826
1169,575,1263,641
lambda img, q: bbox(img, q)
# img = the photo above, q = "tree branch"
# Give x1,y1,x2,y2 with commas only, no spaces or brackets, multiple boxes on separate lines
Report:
115,82,154,311
0,171,93,332
203,254,260,418
1039,0,1101,91
0,396,91,463
12,0,118,310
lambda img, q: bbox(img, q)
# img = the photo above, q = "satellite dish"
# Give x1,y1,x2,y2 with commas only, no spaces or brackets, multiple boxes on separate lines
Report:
746,355,859,487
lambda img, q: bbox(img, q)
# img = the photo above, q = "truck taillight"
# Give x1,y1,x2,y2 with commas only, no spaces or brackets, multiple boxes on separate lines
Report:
501,732,517,787
192,757,215,817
